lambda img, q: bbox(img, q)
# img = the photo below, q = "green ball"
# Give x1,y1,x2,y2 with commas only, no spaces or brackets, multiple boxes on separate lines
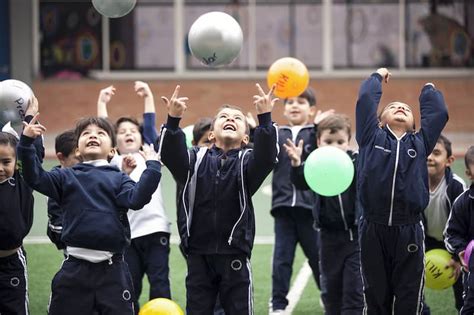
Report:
182,125,194,148
425,249,457,290
303,146,354,197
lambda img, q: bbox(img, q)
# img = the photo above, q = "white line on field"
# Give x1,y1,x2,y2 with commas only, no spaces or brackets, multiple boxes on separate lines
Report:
282,260,312,315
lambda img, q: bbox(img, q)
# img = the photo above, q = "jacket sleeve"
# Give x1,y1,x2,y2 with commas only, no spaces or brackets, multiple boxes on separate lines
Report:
290,164,311,190
418,85,449,155
116,160,162,210
142,112,158,145
444,193,469,256
355,73,383,148
246,112,278,195
17,135,62,201
158,115,190,185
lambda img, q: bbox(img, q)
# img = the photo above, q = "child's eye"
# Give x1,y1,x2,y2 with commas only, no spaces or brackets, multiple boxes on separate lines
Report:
235,116,243,121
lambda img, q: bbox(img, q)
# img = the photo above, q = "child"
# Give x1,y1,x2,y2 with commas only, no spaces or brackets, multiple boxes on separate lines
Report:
356,68,448,314
98,82,172,312
284,113,364,314
159,84,278,314
269,87,329,313
192,117,213,147
46,130,81,251
445,146,474,315
422,134,466,313
0,98,43,315
18,115,161,315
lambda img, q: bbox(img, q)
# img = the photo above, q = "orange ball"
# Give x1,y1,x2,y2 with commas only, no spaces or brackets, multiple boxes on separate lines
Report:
139,298,184,315
267,57,309,99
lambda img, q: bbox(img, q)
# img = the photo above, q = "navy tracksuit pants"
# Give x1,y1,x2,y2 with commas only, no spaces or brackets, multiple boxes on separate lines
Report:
271,207,321,310
359,219,425,315
186,253,253,315
125,232,171,314
0,248,28,315
320,229,364,315
48,254,135,315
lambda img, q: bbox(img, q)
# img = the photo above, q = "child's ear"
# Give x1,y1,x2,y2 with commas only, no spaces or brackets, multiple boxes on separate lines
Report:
108,148,116,160
208,131,215,143
446,155,455,167
242,134,250,146
317,137,321,147
308,106,316,117
75,148,81,158
466,168,473,179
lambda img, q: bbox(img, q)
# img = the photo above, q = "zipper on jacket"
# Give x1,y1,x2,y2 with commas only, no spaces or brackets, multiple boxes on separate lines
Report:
291,184,297,207
228,150,250,245
215,168,220,252
338,195,353,241
388,139,401,226
183,153,192,237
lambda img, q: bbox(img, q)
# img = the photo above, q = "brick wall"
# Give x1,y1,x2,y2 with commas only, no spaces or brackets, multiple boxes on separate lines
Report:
32,77,474,155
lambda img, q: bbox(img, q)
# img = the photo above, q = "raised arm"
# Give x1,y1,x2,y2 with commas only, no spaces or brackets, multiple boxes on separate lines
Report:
24,96,44,162
116,144,162,209
97,85,116,118
246,84,278,194
355,68,389,147
418,83,449,155
135,81,159,145
158,85,191,184
17,114,62,201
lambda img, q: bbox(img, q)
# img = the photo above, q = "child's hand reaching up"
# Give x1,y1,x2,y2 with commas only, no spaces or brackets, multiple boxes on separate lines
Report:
283,138,304,167
98,85,116,104
314,109,335,125
25,96,39,117
22,113,46,139
376,68,391,83
122,154,137,175
161,85,188,118
140,144,159,162
253,83,278,114
134,81,152,99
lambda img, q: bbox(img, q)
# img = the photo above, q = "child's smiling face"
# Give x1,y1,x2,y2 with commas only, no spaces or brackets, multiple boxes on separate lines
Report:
0,143,16,181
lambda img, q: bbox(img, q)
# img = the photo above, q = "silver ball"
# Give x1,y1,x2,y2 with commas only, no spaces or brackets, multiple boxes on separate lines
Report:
92,0,137,19
188,11,243,67
0,79,34,135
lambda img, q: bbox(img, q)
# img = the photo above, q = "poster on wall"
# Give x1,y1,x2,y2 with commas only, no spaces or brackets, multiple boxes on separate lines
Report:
0,0,10,80
40,1,102,78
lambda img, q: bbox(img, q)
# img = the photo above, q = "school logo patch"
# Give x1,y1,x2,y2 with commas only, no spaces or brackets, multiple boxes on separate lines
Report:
10,277,20,287
231,259,242,271
407,149,417,158
407,244,419,253
122,290,131,301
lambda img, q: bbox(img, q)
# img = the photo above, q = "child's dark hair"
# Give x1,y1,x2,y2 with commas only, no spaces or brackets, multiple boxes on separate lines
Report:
436,134,452,158
0,131,18,150
211,104,250,135
74,117,116,148
465,146,474,169
193,117,212,144
316,114,352,141
284,87,316,107
115,117,143,137
55,130,76,156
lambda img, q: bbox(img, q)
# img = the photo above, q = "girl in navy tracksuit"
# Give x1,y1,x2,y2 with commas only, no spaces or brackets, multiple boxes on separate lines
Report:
444,146,474,315
159,84,278,315
18,116,161,315
356,68,448,315
0,113,44,315
286,113,363,314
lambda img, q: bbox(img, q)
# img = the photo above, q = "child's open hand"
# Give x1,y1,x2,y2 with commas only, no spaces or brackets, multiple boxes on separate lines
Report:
135,81,152,98
140,143,159,162
22,113,46,139
253,83,278,114
283,138,304,167
376,68,391,83
98,85,116,104
122,154,137,175
161,85,188,118
25,96,39,117
314,109,335,125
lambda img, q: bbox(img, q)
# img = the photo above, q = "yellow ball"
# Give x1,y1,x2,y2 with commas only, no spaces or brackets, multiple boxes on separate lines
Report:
139,298,184,315
267,57,309,99
425,249,457,290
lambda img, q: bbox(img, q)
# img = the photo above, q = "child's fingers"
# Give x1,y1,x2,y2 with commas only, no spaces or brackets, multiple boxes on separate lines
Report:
255,83,265,97
171,85,180,100
268,84,276,96
29,113,40,125
161,96,169,105
297,139,304,149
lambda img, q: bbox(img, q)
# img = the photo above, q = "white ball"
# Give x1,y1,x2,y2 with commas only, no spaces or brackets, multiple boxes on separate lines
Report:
188,11,243,67
92,0,137,19
0,79,34,133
